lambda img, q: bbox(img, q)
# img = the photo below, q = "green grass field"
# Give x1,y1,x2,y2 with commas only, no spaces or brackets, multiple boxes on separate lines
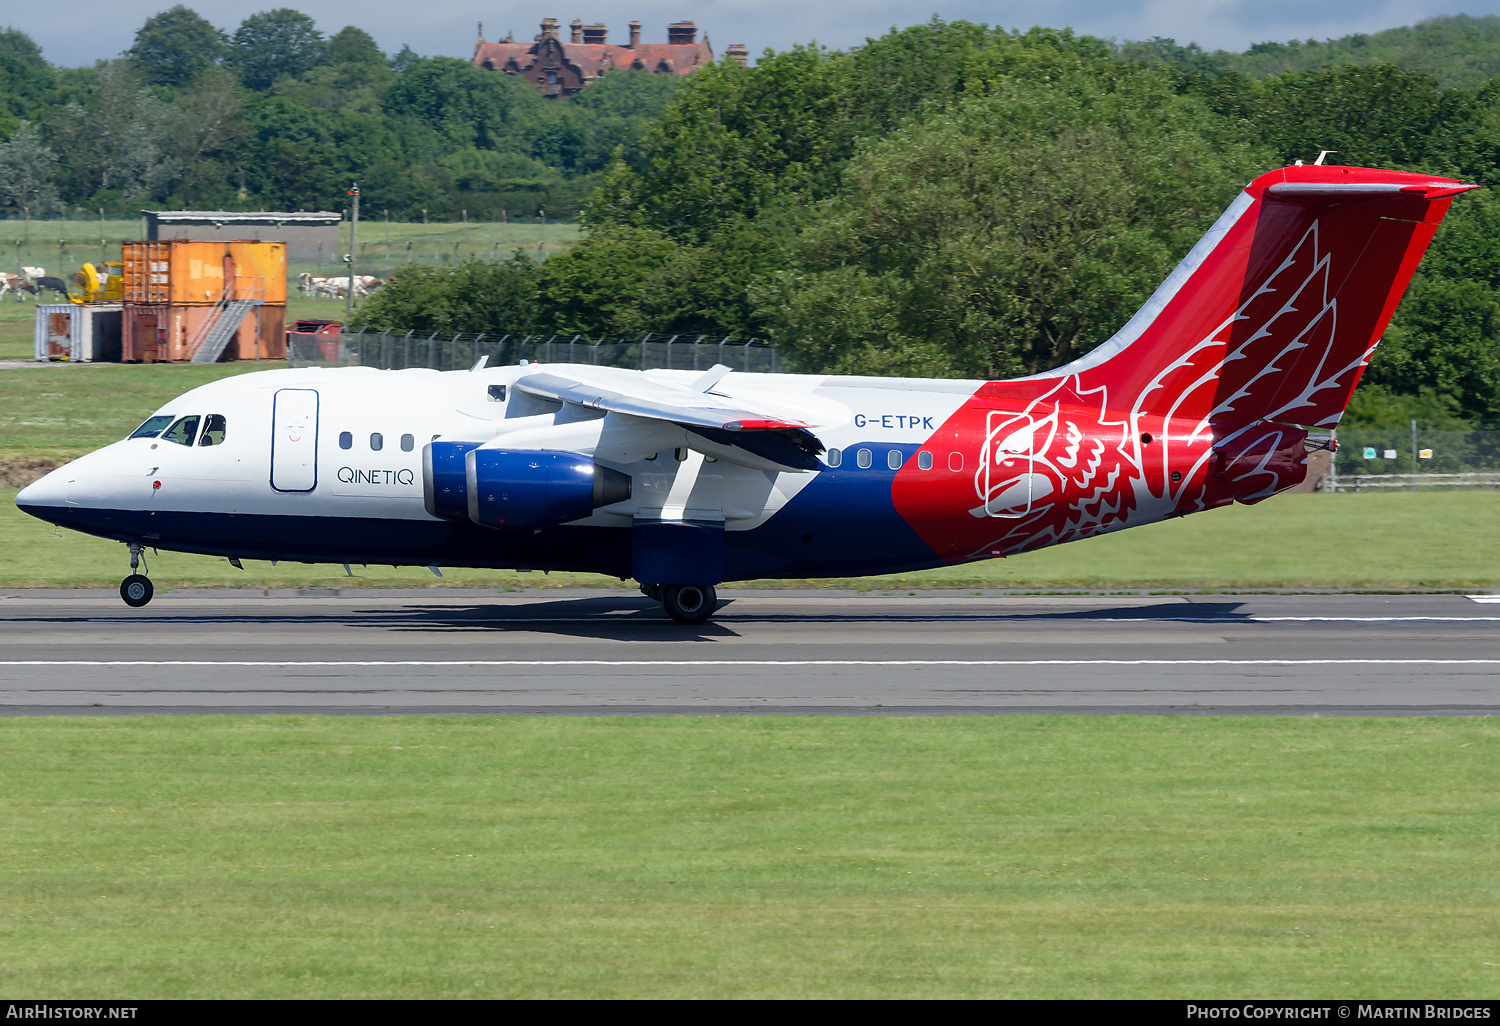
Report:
3,715,1497,998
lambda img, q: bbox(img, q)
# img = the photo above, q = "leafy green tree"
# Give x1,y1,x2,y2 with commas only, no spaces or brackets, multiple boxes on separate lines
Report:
168,65,248,205
228,9,326,91
382,56,543,152
1249,63,1474,172
534,225,682,335
758,70,1272,378
0,121,58,214
326,26,384,66
128,6,226,88
45,62,183,201
0,28,53,115
588,47,857,243
350,257,543,333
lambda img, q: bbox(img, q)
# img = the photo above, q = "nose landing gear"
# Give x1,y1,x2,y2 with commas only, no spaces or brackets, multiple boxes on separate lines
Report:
120,542,153,608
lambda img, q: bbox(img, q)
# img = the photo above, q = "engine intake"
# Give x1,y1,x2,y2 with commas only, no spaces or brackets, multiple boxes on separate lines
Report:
464,448,631,529
423,440,483,522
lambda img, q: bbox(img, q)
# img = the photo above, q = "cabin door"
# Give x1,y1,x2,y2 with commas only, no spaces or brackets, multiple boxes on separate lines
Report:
270,388,319,493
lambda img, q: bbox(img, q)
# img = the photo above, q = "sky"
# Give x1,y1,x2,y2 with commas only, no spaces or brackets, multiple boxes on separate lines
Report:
17,1,1500,68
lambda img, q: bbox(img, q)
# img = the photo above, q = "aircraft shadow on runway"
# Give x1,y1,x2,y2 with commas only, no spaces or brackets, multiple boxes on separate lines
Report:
337,596,1258,641
1,597,1259,642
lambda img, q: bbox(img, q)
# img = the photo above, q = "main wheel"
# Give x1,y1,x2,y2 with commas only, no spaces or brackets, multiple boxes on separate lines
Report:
120,574,154,608
661,583,717,626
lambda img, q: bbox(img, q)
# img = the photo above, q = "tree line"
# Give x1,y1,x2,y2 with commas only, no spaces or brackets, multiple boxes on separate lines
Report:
0,10,1491,428
0,5,681,220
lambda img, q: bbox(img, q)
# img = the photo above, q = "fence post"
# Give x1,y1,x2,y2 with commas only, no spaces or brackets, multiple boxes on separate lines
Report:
1411,419,1418,490
743,339,752,371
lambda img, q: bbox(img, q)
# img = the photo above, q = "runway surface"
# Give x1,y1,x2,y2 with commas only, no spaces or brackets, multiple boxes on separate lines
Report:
1,588,1498,715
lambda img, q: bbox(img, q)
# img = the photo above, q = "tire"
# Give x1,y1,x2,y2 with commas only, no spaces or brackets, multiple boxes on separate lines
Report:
120,574,154,608
661,583,716,626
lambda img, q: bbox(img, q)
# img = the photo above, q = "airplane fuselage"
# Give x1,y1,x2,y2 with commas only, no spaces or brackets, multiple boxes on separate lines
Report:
20,361,1273,583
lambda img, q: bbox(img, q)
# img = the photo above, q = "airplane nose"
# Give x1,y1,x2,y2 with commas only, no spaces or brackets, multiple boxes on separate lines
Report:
15,464,72,512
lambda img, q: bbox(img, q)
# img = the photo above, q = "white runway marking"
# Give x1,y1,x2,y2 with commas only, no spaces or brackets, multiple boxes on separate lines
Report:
73,615,1500,625
4,659,1500,668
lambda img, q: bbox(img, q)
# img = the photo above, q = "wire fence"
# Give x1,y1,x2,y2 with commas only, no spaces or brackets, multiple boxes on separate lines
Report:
1325,429,1500,490
287,328,787,374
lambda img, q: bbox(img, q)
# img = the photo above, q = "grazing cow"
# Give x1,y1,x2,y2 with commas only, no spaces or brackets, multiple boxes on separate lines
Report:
300,273,374,299
298,272,348,298
34,276,69,299
0,272,36,300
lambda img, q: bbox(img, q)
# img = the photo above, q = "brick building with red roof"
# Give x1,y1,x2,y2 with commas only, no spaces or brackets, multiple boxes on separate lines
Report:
473,18,748,97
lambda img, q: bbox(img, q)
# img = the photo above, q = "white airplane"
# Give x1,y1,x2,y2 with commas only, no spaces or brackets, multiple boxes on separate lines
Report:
15,165,1477,623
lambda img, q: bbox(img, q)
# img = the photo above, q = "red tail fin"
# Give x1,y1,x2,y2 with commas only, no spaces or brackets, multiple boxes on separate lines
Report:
893,166,1476,562
1045,164,1477,430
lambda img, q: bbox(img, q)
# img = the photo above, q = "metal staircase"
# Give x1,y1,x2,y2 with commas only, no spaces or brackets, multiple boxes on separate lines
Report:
189,300,261,363
187,275,268,364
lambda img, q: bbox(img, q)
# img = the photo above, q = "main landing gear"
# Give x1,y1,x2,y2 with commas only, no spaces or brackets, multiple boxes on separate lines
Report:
120,542,153,608
641,583,719,626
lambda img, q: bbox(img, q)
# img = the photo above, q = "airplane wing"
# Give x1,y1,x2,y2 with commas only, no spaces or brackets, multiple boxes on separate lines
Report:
513,365,826,471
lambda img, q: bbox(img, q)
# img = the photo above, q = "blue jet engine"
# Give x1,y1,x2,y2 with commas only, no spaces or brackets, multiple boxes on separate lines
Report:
423,440,484,522
461,448,631,529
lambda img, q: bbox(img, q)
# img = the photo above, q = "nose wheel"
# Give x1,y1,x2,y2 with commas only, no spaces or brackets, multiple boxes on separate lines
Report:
120,575,153,607
660,583,717,626
120,542,153,607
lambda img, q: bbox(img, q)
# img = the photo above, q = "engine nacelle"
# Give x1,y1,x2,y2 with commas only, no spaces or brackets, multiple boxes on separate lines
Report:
465,448,631,529
423,440,483,522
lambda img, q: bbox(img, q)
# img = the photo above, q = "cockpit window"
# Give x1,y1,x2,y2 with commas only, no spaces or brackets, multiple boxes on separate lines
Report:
198,414,227,446
160,415,201,446
129,415,174,439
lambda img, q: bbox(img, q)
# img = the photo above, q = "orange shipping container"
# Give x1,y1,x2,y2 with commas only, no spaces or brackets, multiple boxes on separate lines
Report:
122,303,286,362
122,239,287,305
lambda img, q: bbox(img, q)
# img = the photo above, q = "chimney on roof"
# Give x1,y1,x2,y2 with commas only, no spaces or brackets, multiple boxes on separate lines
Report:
628,20,640,48
583,23,607,45
727,43,749,66
539,17,560,41
667,20,697,45
570,19,582,44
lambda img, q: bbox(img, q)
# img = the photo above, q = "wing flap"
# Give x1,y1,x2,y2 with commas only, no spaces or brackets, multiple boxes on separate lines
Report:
514,368,825,470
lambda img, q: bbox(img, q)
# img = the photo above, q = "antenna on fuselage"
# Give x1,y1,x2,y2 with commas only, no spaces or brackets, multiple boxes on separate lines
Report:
1314,150,1336,165
471,355,489,371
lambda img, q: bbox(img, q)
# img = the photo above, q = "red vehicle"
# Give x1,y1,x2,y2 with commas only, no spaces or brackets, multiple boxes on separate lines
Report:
287,319,342,362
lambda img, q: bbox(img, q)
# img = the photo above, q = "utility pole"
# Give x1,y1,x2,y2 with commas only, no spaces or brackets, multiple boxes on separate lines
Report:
346,183,359,324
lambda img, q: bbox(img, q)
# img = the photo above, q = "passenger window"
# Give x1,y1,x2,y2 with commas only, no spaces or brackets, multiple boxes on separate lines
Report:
918,451,933,470
370,432,383,451
948,452,963,472
826,448,842,468
129,415,173,439
339,431,352,450
400,433,414,452
160,415,200,446
856,448,872,469
888,450,902,470
198,414,227,446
